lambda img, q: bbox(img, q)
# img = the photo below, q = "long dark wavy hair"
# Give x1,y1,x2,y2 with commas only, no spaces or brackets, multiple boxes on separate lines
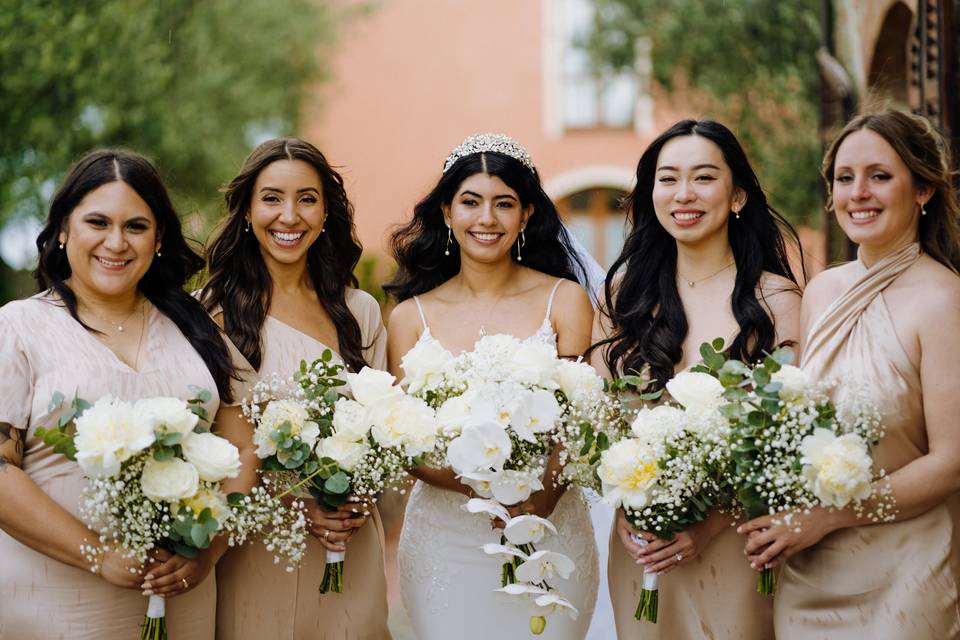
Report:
201,138,367,373
385,150,587,300
823,108,960,273
594,119,802,390
34,149,238,403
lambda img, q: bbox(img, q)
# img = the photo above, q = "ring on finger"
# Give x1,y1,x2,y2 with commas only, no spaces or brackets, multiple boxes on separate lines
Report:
181,577,189,590
676,553,683,563
322,529,330,540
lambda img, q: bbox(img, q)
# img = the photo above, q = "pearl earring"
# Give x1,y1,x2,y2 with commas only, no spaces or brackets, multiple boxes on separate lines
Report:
59,241,65,250
445,225,452,256
921,202,928,216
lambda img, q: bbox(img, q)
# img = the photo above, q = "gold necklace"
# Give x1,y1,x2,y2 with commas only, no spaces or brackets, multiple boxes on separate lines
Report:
83,298,145,333
677,261,736,288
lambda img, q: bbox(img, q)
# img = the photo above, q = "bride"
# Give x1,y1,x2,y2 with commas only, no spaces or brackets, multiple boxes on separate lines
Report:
386,134,600,639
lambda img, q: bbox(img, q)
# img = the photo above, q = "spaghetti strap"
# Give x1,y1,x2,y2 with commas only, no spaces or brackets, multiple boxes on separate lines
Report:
544,279,565,320
412,295,429,331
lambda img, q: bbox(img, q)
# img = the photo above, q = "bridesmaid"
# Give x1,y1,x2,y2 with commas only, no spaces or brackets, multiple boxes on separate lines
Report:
201,137,390,640
740,110,960,638
386,133,599,639
0,150,253,639
591,119,802,639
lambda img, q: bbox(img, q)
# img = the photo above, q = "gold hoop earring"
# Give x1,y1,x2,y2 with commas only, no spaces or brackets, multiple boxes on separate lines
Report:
445,225,452,256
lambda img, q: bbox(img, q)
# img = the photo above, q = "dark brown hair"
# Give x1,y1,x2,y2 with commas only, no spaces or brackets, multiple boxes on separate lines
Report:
823,108,960,272
201,138,367,372
34,149,237,402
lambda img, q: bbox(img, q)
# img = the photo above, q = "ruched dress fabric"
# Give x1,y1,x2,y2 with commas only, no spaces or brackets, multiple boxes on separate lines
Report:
398,282,600,640
0,293,250,640
775,242,960,639
215,288,391,640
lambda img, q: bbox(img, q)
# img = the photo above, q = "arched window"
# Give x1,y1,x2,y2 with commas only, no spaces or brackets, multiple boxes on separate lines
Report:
555,187,629,268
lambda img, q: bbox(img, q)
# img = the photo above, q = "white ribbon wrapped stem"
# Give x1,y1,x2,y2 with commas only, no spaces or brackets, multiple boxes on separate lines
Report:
631,533,659,590
146,594,165,618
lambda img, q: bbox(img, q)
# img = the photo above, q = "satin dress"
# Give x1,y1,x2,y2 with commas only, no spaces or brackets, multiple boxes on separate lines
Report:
215,289,392,640
775,243,960,639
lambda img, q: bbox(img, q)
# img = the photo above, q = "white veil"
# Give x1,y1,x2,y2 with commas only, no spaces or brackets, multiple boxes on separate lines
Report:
564,223,608,308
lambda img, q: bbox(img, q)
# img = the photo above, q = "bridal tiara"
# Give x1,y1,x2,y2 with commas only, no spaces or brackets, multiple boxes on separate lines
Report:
442,133,536,174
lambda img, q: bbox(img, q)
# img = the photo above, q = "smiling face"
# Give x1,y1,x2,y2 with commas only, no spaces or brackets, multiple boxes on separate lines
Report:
58,180,159,300
831,128,930,249
651,135,745,247
249,159,325,270
443,172,532,264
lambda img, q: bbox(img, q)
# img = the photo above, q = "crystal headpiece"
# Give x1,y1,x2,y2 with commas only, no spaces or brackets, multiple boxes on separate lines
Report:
442,133,536,174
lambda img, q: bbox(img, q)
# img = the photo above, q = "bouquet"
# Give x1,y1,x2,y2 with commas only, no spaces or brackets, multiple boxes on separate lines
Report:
401,334,609,634
695,339,894,594
597,369,732,623
244,350,438,593
37,388,241,640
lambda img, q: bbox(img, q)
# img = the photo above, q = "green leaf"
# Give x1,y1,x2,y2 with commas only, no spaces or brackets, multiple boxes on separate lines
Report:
153,447,174,461
48,391,65,413
174,542,198,559
324,470,351,494
190,523,208,548
321,349,333,363
227,492,245,506
161,432,182,446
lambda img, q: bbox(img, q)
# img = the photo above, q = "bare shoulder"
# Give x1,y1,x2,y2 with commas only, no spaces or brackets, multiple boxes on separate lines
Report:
903,257,960,319
387,297,424,336
802,262,857,308
550,278,593,316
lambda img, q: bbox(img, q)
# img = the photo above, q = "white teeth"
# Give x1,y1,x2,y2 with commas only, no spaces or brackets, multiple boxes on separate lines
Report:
471,232,501,241
673,212,703,221
97,257,127,267
271,231,305,242
850,210,880,220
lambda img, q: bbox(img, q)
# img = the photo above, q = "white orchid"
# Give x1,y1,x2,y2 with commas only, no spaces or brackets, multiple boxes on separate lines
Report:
503,515,557,545
508,389,562,443
490,469,543,506
515,550,575,582
446,420,512,473
464,497,511,523
459,470,497,498
482,543,529,562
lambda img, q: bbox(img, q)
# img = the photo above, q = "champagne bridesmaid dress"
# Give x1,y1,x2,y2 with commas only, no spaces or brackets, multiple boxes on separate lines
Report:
0,294,249,640
775,242,960,639
607,483,773,640
215,288,391,640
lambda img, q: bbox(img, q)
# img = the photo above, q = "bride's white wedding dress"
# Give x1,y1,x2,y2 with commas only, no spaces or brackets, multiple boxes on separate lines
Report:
398,282,600,640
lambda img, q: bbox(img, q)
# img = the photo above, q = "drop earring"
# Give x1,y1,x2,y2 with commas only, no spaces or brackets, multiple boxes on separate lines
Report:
155,248,162,257
445,225,452,256
921,202,928,216
245,218,251,232
517,228,526,262
58,241,65,250
734,208,741,220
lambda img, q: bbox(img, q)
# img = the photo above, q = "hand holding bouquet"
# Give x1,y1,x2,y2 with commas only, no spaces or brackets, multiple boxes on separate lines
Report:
37,388,241,640
695,339,894,594
597,369,732,623
245,351,438,593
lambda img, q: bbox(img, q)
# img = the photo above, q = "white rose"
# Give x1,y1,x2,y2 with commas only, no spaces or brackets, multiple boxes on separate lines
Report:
401,339,455,395
771,364,809,402
317,434,370,472
370,396,437,457
181,432,240,482
666,371,724,414
800,428,874,508
134,397,199,438
332,398,372,441
556,359,604,401
180,487,230,523
597,438,659,510
74,396,155,478
508,388,562,443
346,367,404,408
509,341,560,389
630,405,685,442
140,457,200,502
253,399,319,458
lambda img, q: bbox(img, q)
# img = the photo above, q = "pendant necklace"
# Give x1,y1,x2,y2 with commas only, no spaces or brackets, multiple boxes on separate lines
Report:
84,298,145,333
678,261,735,288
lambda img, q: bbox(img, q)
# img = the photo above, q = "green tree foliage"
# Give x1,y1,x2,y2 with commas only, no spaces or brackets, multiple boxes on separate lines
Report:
588,0,823,225
0,0,335,229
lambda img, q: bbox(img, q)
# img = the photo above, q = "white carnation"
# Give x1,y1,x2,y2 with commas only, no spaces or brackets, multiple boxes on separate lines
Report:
598,438,659,510
134,397,199,438
401,339,455,395
509,341,560,389
772,365,809,403
332,398,372,441
630,405,685,442
666,371,724,414
556,359,604,401
181,432,240,482
74,396,155,478
800,428,874,507
140,457,200,502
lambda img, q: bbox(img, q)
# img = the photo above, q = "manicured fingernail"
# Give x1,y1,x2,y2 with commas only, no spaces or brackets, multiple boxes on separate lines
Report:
736,526,742,533
142,590,153,596
144,574,154,580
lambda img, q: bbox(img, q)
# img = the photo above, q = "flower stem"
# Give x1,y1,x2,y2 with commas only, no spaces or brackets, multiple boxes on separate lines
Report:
757,567,776,595
139,615,167,639
634,588,658,623
319,560,344,593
